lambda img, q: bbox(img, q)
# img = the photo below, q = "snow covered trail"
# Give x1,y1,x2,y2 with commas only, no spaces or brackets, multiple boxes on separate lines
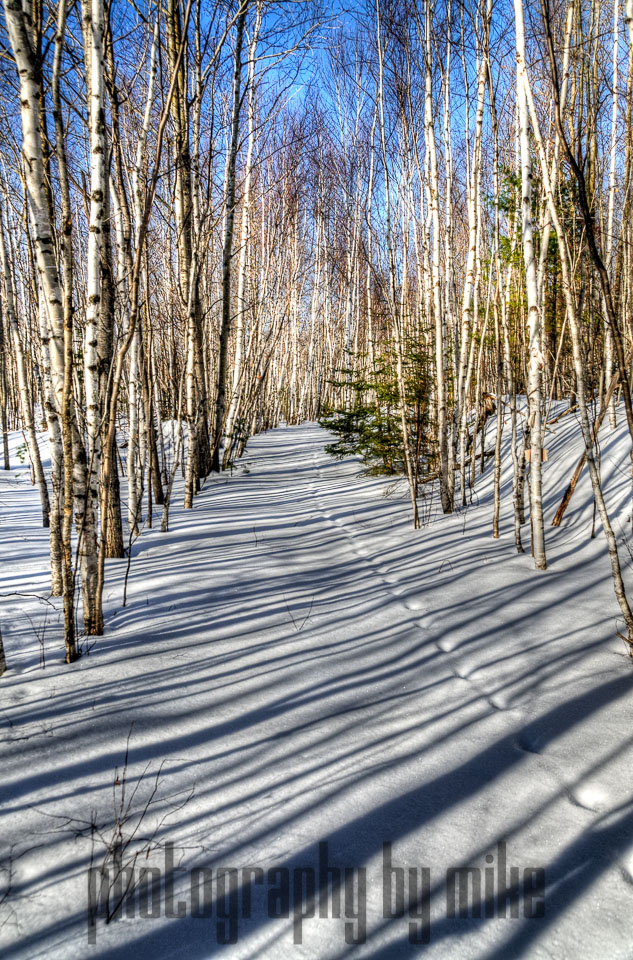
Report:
1,420,633,959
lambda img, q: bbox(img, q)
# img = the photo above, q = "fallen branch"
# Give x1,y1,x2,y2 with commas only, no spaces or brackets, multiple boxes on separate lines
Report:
546,403,578,425
552,354,631,526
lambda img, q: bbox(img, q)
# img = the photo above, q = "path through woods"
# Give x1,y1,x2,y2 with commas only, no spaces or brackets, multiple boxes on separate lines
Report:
1,420,633,958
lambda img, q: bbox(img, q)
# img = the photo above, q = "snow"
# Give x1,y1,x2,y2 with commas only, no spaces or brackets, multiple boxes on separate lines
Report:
1,405,633,958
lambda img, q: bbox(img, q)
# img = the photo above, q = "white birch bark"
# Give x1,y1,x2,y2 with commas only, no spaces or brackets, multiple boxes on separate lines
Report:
605,0,620,429
212,1,249,471
424,0,451,513
84,0,107,555
515,0,547,569
127,14,159,528
457,6,489,505
224,1,263,460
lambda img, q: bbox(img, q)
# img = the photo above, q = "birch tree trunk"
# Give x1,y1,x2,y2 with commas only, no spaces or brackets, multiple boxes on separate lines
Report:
515,0,547,569
605,0,620,430
3,0,79,656
224,2,263,466
424,0,451,513
0,307,10,471
81,0,107,633
52,0,78,655
375,0,419,527
212,0,249,472
457,11,488,506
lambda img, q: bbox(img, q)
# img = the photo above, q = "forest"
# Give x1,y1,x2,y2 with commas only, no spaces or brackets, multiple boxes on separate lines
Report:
0,0,632,657
1,0,633,956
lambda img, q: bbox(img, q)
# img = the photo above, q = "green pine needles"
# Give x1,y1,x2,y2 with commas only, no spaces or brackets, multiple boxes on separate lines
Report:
319,340,433,478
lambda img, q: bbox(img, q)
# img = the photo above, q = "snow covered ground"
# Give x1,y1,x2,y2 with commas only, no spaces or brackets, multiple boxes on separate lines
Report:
1,405,633,958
